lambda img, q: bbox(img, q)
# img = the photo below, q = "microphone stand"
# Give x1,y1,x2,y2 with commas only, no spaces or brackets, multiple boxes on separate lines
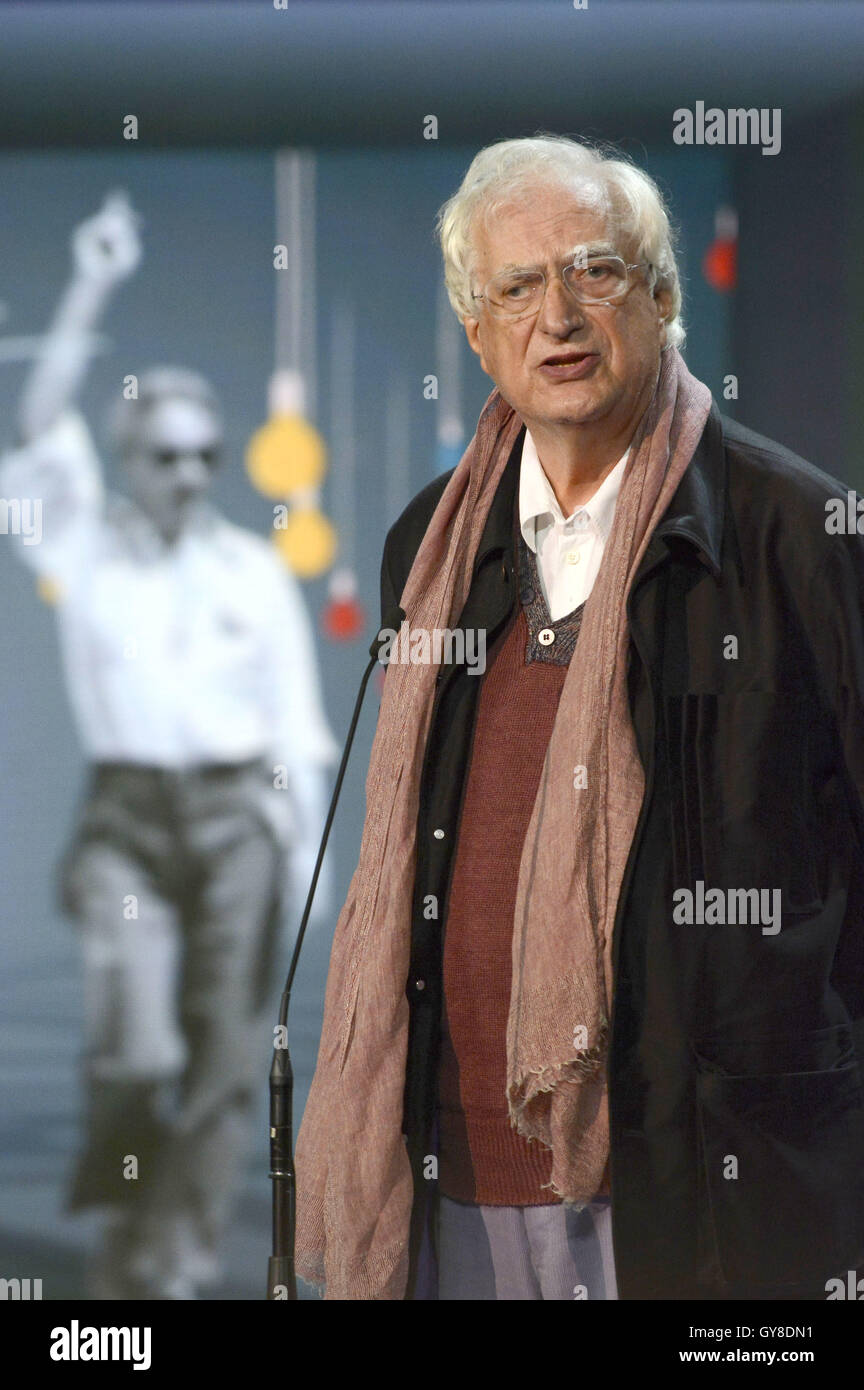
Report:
266,607,404,1300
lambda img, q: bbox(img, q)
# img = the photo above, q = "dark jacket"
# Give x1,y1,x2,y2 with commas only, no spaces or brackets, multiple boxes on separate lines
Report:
380,401,864,1300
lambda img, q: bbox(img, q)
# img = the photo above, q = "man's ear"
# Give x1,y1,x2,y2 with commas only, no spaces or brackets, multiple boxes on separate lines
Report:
654,285,673,332
463,316,485,369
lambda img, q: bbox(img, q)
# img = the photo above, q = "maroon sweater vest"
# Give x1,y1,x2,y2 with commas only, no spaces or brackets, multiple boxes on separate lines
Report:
436,535,611,1206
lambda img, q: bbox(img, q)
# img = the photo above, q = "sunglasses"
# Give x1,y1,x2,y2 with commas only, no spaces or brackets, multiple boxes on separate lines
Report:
146,446,221,468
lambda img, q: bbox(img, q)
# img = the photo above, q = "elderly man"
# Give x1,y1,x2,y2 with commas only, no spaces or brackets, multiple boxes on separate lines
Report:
295,134,864,1301
0,192,337,1297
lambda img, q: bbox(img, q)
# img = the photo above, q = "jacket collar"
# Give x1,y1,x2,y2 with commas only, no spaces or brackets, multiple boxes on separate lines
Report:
651,400,725,580
473,398,726,582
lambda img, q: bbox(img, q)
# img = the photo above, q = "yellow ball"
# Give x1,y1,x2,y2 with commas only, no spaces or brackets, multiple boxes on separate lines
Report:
246,414,326,498
37,574,63,605
273,507,337,578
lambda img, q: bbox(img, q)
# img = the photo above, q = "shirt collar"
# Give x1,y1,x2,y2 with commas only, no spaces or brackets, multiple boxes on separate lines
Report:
518,427,630,553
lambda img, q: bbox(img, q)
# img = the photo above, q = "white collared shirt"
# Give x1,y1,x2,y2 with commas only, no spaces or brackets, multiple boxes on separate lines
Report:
0,410,339,793
518,428,630,621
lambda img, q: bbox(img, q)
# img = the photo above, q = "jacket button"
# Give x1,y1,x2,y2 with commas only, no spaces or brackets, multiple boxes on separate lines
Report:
433,828,445,839
538,627,555,646
415,979,426,991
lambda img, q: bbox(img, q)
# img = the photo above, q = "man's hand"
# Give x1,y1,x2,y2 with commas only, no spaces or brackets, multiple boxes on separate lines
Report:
71,190,143,288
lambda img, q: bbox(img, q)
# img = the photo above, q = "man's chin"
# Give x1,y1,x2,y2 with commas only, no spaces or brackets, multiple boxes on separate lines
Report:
527,376,610,419
540,393,609,427
504,378,614,429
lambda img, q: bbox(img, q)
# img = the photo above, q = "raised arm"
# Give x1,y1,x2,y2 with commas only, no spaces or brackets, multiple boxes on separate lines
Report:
18,190,142,444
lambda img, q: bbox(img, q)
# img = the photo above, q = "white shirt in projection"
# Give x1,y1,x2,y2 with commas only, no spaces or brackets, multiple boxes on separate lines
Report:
0,409,339,850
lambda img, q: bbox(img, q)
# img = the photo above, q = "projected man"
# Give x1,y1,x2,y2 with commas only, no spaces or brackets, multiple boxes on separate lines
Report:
0,192,338,1299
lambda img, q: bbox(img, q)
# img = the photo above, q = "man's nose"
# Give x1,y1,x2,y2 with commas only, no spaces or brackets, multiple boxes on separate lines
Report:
536,273,586,336
174,456,210,490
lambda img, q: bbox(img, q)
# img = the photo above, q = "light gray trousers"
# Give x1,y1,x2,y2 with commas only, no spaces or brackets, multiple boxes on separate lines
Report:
436,1192,619,1300
58,758,286,1287
413,1109,619,1300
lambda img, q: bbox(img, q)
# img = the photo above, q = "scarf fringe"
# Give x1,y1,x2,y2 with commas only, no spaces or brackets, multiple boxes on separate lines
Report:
508,1021,609,1134
542,1181,593,1212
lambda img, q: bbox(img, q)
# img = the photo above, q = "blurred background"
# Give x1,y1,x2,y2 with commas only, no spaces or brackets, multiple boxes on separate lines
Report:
0,0,862,1300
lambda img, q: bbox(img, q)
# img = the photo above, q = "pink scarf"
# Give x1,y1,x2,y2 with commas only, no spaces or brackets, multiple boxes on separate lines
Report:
295,346,712,1299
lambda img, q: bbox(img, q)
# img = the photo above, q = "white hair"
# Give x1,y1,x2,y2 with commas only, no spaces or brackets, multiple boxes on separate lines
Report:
435,133,685,349
105,365,223,457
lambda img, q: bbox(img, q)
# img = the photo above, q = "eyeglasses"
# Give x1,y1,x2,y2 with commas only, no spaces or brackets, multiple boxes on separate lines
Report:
147,446,221,468
471,254,652,322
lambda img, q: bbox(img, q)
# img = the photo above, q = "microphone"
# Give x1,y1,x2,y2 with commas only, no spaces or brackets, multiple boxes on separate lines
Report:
266,604,406,1300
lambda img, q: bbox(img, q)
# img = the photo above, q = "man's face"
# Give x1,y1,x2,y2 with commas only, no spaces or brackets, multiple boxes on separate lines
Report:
122,396,221,541
463,183,671,437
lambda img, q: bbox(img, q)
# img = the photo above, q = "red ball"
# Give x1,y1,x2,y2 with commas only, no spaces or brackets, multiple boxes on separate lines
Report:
703,238,737,293
322,596,365,641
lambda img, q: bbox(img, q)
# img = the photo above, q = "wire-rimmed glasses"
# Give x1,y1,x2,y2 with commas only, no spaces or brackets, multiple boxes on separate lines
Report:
471,254,652,321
